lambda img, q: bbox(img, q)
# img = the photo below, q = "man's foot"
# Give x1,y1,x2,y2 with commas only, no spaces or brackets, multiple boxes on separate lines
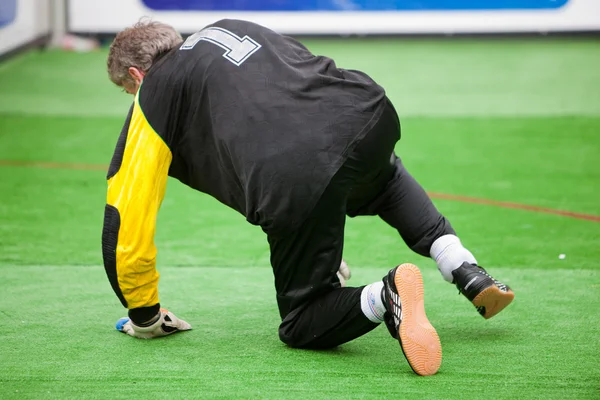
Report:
452,262,514,319
382,263,442,376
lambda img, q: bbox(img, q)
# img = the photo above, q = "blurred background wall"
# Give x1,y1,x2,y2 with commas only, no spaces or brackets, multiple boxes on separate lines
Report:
0,0,51,55
68,0,600,35
1,0,599,57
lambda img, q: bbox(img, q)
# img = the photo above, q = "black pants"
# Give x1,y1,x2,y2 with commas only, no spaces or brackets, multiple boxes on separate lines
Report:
267,99,455,349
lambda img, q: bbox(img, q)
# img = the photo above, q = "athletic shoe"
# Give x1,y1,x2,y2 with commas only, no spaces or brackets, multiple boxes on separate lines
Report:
382,263,442,376
452,262,514,319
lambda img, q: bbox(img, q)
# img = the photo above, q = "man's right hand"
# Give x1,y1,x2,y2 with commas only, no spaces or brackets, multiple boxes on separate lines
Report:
337,259,352,287
116,308,192,339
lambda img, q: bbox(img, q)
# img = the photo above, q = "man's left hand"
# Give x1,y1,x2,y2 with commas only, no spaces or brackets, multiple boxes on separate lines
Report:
116,308,192,339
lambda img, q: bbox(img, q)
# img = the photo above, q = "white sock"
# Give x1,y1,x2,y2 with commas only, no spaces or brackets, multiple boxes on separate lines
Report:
430,234,478,283
360,281,386,323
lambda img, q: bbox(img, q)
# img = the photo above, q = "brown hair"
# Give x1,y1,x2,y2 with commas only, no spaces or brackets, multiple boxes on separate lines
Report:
107,19,183,88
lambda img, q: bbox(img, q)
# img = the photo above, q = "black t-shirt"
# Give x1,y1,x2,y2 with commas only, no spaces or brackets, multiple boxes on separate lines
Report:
138,19,386,234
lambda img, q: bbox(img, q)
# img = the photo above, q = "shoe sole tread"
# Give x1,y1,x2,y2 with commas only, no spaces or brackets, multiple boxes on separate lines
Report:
395,263,442,376
472,285,515,319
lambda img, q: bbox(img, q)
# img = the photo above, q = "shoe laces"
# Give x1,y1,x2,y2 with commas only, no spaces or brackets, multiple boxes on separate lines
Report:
477,268,508,292
455,265,508,294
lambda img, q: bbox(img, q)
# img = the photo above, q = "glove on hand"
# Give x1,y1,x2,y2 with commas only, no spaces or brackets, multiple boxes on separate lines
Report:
337,259,352,287
116,308,192,339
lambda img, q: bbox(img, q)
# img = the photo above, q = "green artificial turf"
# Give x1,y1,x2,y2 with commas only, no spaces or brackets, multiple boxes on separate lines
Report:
0,37,599,399
0,265,598,399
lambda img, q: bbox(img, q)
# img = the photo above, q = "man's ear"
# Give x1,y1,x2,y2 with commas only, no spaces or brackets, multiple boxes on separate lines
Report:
128,67,146,84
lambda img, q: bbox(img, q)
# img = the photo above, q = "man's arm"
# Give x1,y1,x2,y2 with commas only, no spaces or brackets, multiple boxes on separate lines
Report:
102,97,190,337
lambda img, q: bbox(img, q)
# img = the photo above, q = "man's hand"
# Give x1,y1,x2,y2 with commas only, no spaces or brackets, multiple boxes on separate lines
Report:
337,259,352,287
116,308,192,339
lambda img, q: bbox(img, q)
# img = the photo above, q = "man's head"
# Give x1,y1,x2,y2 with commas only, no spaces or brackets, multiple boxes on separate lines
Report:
107,20,183,94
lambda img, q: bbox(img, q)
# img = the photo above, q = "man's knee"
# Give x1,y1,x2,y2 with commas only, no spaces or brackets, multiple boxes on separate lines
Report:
278,314,306,348
278,306,328,349
279,322,337,350
278,327,301,348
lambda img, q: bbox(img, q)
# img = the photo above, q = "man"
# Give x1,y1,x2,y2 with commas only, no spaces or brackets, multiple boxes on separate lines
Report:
103,19,514,376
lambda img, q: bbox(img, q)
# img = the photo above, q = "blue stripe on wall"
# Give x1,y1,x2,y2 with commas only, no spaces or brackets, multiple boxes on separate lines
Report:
0,0,17,27
141,0,569,12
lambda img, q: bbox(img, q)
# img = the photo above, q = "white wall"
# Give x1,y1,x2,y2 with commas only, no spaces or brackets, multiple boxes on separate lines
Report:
0,0,51,55
67,0,600,35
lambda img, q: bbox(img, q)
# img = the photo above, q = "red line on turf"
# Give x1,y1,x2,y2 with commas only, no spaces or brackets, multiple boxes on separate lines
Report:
0,159,108,171
1,159,599,223
428,192,600,222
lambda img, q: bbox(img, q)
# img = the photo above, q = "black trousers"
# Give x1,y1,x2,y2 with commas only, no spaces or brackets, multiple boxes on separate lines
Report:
267,99,455,349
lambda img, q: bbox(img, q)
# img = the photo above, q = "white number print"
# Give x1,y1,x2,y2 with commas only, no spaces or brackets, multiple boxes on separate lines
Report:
180,27,261,66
